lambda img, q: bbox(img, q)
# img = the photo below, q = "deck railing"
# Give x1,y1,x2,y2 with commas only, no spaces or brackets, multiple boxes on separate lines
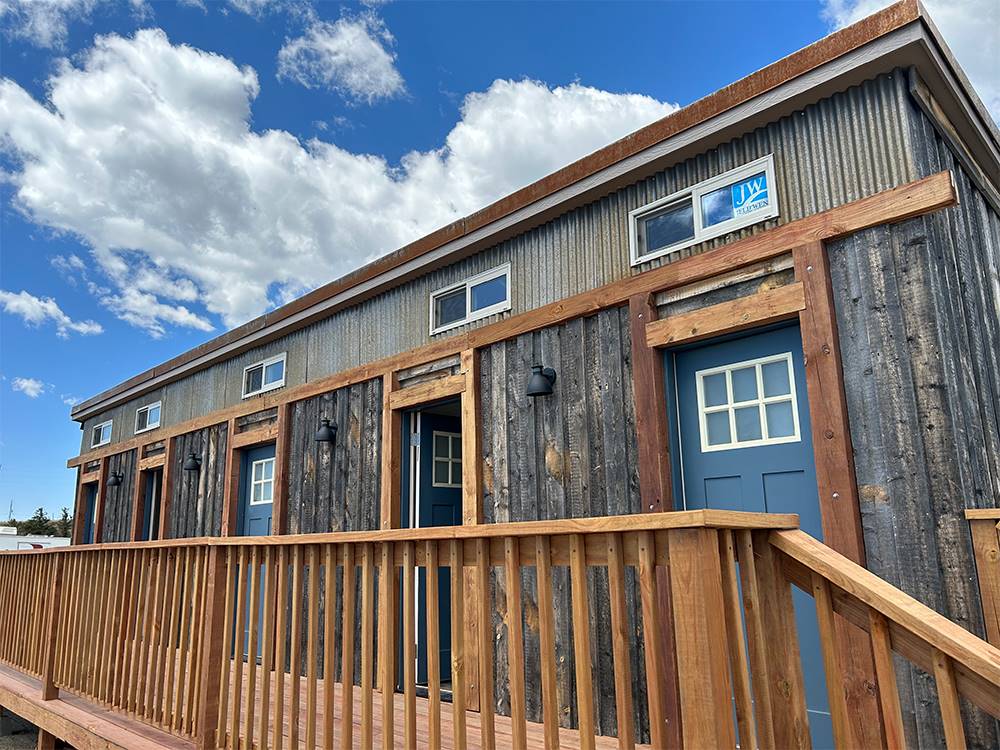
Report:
1,510,998,749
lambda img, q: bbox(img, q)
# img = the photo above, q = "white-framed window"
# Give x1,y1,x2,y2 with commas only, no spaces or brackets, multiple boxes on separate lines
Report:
431,431,463,488
429,263,511,335
91,420,112,448
630,154,778,265
134,401,162,434
249,458,275,505
242,353,286,398
695,352,800,452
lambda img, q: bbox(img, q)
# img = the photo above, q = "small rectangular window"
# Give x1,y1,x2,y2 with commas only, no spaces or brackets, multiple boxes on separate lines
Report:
695,352,800,453
134,401,161,434
431,431,463,488
249,457,275,505
91,420,112,448
630,154,778,265
242,353,287,398
429,264,511,335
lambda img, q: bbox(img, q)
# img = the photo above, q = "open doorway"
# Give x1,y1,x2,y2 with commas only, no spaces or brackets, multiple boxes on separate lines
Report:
399,397,462,698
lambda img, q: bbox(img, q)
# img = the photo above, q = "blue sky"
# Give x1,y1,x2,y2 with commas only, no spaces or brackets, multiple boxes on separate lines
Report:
0,0,995,521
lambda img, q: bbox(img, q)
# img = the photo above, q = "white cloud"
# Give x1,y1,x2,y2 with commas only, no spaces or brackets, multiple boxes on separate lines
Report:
278,15,405,104
0,0,147,48
61,393,82,406
0,289,104,337
821,0,1000,122
11,377,47,398
0,29,675,334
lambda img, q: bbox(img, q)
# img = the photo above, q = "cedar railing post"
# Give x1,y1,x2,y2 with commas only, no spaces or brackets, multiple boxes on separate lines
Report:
196,545,229,750
40,553,64,701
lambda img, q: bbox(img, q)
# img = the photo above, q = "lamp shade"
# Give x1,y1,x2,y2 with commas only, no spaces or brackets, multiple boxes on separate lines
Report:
526,365,557,398
182,452,202,472
106,471,123,487
315,418,338,444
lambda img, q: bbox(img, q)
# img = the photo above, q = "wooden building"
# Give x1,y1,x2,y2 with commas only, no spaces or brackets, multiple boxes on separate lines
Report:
1,2,998,748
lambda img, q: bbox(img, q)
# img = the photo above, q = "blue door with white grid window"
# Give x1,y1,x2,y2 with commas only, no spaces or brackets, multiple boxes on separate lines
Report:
666,323,833,749
237,444,275,660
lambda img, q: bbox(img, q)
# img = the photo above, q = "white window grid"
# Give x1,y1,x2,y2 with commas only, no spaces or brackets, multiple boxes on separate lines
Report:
695,352,801,453
431,431,463,488
91,420,112,448
134,401,162,434
249,458,275,505
242,352,287,399
629,154,779,265
429,263,511,336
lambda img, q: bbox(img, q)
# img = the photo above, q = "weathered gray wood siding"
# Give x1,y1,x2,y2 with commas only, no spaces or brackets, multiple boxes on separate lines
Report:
830,107,1000,748
100,449,136,542
479,306,648,740
81,71,919,452
167,423,228,538
286,378,383,535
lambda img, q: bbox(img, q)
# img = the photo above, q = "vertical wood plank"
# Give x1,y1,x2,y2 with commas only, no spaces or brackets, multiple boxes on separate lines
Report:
735,530,776,750
378,542,396,750
71,472,87,544
220,419,239,537
305,546,320,750
450,539,468,749
159,438,175,540
534,535,560,750
129,467,146,542
932,648,967,750
259,547,277,750
967,520,1000,647
39,554,63,701
569,534,596,750
606,533,635,750
273,403,292,535
503,537,527,750
794,241,882,748
323,544,336,750
289,545,305,750
215,548,236,747
719,531,757,750
195,545,228,750
380,374,401,530
341,543,357,750
245,547,263,750
475,537,495,750
426,540,442,750
273,546,289,750
812,573,853,747
93,457,109,544
361,544,375,750
229,547,249,747
461,350,484,713
867,609,906,750
403,541,417,749
637,531,667,748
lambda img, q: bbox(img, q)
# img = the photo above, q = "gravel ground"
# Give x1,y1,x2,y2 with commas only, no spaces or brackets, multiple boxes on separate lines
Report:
0,713,38,749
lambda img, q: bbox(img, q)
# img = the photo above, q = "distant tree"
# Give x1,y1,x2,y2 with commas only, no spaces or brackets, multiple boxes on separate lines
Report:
19,507,54,536
54,508,73,538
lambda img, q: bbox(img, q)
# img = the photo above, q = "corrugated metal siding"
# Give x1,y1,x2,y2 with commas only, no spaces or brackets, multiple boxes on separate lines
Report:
83,70,918,450
830,99,1000,750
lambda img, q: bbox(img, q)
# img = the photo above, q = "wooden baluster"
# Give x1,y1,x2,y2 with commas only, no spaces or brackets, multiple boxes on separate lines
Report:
750,531,810,750
504,538,527,750
361,543,375,750
812,573,852,747
451,539,468,749
245,547,262,748
323,543,336,750
306,545,320,750
196,545,231,750
569,534,596,750
153,550,176,725
932,648,967,750
163,547,185,732
85,551,102,699
403,541,417,749
667,528,735,749
606,533,635,750
40,554,63,701
229,547,249,747
378,541,396,750
719,531,757,750
638,531,668,748
214,548,236,747
341,543,357,750
867,609,905,750
290,545,305,750
86,552,106,697
535,535,559,750
191,550,210,733
476,537,496,750
258,547,278,750
130,549,154,713
103,550,125,706
174,547,195,731
735,530,776,750
143,548,168,719
274,546,289,750
426,540,442,750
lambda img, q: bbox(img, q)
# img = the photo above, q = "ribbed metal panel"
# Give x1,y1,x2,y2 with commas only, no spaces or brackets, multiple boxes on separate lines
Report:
81,71,919,451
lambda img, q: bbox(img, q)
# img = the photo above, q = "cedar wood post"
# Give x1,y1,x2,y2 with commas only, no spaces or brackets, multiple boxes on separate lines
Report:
460,349,483,711
91,456,109,544
71,468,86,544
158,436,175,539
40,553,64,701
272,402,292,535
220,417,239,536
129,463,146,541
196,545,229,749
793,241,883,748
628,292,683,748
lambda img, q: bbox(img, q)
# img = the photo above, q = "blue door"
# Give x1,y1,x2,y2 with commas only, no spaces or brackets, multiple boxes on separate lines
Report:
667,324,833,748
237,444,275,658
402,409,462,687
81,483,98,544
139,469,162,541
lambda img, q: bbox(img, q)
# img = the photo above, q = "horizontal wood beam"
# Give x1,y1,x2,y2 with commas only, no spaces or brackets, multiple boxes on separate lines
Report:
137,454,165,472
66,171,957,469
965,509,1000,521
645,283,805,348
231,422,279,449
388,374,466,411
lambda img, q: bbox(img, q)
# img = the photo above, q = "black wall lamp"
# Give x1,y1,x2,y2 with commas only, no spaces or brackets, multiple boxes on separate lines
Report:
315,417,338,444
526,365,557,398
183,452,202,472
106,471,124,487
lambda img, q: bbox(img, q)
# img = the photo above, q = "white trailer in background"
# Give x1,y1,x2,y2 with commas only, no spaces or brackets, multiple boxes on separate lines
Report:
0,526,70,550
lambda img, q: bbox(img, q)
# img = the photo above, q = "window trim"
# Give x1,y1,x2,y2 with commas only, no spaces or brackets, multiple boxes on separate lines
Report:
134,400,162,435
431,430,463,488
695,352,801,453
241,352,287,399
249,457,275,506
91,420,113,448
429,263,511,336
629,154,778,266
